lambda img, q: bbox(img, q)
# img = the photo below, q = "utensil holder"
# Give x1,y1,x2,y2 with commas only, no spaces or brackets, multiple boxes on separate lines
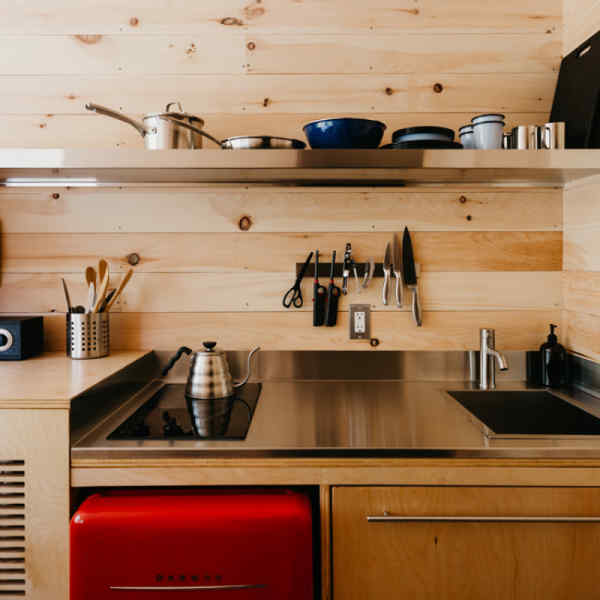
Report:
67,313,109,359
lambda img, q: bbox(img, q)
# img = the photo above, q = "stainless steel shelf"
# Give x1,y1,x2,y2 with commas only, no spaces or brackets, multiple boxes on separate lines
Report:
1,148,599,187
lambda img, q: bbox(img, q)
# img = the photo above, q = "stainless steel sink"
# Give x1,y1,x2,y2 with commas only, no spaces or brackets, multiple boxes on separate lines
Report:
447,390,600,436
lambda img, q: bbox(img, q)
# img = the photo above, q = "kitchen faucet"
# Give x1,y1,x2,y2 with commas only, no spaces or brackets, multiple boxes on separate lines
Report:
479,328,508,390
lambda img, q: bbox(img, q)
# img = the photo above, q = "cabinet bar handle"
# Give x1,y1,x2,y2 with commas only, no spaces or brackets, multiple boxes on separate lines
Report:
109,583,266,592
367,515,600,523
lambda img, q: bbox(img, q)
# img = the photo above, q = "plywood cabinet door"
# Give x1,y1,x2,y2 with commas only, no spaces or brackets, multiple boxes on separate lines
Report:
332,486,600,600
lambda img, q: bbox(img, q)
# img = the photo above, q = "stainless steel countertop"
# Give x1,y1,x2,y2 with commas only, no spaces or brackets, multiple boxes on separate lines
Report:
72,379,600,459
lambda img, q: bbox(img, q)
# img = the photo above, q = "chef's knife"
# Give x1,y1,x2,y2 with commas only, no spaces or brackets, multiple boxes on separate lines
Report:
382,242,392,305
402,227,422,327
392,232,403,308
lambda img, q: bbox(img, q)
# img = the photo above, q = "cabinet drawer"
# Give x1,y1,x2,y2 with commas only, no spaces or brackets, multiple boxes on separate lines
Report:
333,486,600,600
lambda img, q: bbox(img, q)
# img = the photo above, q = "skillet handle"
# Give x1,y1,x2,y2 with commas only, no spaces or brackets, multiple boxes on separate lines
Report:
85,103,147,137
159,116,222,147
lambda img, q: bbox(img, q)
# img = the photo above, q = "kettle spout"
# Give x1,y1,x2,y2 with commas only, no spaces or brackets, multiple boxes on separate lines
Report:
233,347,260,389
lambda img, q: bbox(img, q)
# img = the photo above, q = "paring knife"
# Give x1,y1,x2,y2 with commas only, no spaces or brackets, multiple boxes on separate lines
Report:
392,232,403,308
402,227,422,327
382,242,392,305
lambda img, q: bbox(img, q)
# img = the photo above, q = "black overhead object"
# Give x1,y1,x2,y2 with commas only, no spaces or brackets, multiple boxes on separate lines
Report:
313,250,327,327
325,250,341,327
550,29,600,148
298,262,389,278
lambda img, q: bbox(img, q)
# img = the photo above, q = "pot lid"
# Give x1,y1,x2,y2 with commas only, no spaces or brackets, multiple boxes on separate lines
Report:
144,101,205,124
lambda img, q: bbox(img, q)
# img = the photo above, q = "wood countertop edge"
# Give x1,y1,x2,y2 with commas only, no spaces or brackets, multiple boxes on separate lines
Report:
0,349,152,409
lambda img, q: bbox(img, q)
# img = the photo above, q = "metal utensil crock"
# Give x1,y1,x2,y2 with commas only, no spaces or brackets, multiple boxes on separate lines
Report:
67,312,109,359
85,102,221,149
162,342,260,400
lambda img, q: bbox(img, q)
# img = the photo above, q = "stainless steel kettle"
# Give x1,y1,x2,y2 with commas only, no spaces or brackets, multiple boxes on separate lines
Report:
162,342,260,400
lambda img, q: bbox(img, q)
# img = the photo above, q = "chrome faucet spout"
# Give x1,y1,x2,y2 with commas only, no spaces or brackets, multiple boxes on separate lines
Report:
479,328,509,390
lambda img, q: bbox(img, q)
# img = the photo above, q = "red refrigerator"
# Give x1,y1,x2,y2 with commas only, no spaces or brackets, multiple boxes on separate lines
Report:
71,488,314,599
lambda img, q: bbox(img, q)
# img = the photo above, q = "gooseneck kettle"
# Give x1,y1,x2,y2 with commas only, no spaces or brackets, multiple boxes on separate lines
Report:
162,342,260,400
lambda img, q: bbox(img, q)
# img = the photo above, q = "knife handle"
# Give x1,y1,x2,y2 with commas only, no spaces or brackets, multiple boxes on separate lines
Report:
411,285,422,327
394,273,403,308
313,282,327,326
382,270,390,305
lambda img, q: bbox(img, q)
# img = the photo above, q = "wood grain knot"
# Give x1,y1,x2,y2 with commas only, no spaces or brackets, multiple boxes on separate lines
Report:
129,17,139,26
370,338,380,348
74,34,102,45
238,216,252,231
220,16,244,26
185,42,197,56
459,195,467,204
433,82,444,94
263,97,271,108
244,2,265,19
385,87,394,96
466,215,472,221
127,253,141,266
246,41,256,51
51,193,60,200
66,93,77,100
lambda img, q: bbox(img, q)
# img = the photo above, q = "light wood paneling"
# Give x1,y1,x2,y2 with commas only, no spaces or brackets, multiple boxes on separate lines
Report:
0,33,560,76
0,73,555,115
39,310,559,351
0,231,562,274
0,187,562,233
0,0,560,34
563,176,600,361
563,0,600,53
0,271,562,314
245,33,560,74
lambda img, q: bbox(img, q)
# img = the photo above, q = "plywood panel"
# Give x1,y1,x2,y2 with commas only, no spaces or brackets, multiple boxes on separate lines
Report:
563,309,600,362
0,187,562,233
564,225,600,271
245,33,559,74
39,309,560,351
0,232,563,273
0,0,560,34
0,73,554,115
563,0,600,53
563,270,600,317
0,272,561,314
0,33,559,76
0,112,551,148
0,34,246,76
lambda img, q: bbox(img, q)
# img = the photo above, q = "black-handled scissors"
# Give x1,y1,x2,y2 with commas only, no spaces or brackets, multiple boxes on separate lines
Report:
283,251,313,308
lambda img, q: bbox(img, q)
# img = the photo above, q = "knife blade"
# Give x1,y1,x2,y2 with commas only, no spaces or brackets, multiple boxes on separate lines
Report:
392,232,403,308
402,227,422,326
382,242,392,305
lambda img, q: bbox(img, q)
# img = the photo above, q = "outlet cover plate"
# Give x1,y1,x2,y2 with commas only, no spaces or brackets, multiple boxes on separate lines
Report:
350,304,371,340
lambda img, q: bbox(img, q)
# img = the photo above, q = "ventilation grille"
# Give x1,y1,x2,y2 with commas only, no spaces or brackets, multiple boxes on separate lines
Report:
0,461,25,598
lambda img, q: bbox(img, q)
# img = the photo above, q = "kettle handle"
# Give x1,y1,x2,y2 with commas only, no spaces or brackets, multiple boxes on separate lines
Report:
162,346,193,377
233,346,260,389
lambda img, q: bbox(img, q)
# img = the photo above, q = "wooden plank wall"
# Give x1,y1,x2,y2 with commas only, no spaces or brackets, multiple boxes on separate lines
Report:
0,1,563,351
562,2,600,361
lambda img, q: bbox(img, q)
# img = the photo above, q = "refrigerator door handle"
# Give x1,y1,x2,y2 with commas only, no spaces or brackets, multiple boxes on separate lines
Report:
110,583,267,592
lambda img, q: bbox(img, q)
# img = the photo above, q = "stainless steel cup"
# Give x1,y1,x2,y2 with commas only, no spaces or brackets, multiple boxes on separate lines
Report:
528,125,542,150
511,126,529,149
502,133,512,149
67,312,109,359
542,122,566,149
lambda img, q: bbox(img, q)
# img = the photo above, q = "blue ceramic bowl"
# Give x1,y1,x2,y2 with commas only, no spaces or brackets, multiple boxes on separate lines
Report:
303,118,387,149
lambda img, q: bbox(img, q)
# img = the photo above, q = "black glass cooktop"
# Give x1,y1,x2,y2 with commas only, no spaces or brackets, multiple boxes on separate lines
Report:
108,383,261,440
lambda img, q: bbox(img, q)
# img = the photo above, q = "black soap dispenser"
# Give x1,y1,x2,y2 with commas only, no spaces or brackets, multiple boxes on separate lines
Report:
540,324,566,388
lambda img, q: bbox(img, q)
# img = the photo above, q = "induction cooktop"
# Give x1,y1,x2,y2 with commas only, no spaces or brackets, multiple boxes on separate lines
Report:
108,383,261,440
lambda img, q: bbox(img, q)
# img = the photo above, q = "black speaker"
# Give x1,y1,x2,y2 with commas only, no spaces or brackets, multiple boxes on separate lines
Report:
0,316,44,360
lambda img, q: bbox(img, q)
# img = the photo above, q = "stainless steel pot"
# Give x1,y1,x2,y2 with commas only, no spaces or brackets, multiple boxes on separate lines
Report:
221,136,306,149
85,102,221,149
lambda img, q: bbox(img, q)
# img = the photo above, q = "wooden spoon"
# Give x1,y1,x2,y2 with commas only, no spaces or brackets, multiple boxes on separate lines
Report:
85,266,96,312
105,269,133,312
92,263,110,313
98,259,108,283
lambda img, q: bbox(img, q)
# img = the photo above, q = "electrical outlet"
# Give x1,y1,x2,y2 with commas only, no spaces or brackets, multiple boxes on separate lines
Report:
349,304,370,340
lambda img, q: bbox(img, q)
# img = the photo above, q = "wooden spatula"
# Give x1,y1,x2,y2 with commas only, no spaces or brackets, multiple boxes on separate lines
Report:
105,269,133,312
92,262,110,313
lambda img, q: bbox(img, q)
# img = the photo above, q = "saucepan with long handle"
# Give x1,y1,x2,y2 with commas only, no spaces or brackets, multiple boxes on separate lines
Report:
85,102,221,149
